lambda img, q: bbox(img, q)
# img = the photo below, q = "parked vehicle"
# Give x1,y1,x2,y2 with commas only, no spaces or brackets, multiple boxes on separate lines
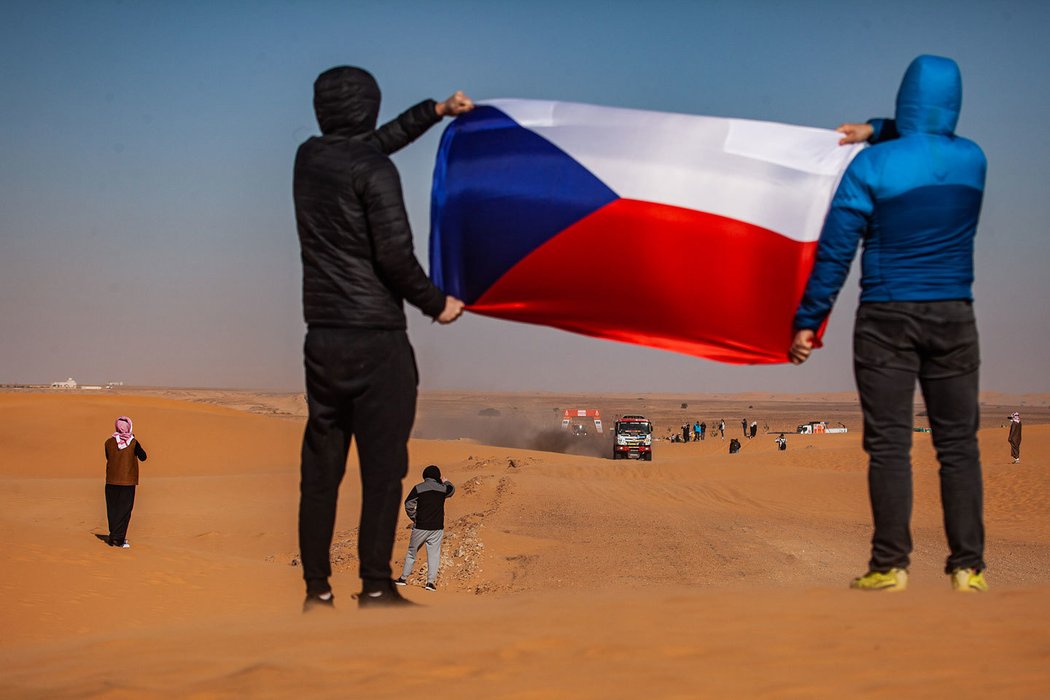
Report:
795,421,848,435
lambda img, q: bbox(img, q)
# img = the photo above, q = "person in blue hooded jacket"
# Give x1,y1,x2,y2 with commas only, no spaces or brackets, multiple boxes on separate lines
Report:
789,55,988,593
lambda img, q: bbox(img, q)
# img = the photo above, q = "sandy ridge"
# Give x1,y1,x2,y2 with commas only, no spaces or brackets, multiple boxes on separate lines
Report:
1,391,1047,698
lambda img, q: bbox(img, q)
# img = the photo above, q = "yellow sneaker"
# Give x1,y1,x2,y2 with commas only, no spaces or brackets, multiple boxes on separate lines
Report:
850,568,908,591
950,568,989,592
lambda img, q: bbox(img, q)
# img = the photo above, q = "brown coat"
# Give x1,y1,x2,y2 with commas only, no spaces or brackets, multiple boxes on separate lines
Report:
1008,421,1022,447
1009,421,1022,459
105,437,144,485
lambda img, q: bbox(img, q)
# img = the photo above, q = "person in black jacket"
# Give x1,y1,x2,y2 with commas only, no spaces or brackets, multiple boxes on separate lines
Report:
395,465,455,592
294,66,472,610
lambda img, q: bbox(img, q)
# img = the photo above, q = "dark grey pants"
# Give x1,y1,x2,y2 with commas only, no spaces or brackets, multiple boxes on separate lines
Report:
298,328,418,595
853,301,985,574
105,484,135,545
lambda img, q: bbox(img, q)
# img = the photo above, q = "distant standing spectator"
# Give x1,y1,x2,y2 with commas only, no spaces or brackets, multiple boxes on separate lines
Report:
729,438,741,454
775,434,787,451
682,424,691,443
1008,412,1022,463
741,418,748,438
396,465,455,591
750,421,758,439
104,416,147,548
699,421,707,441
694,420,701,441
718,419,725,440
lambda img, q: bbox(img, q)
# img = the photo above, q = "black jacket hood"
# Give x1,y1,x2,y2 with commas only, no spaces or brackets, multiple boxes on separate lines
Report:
313,66,381,136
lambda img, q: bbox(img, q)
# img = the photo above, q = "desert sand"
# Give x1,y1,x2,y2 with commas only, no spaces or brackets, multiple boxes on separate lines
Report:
1,389,1048,699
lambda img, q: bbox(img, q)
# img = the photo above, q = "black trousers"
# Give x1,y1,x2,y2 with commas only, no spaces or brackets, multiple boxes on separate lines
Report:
853,301,985,574
105,484,136,544
298,328,418,594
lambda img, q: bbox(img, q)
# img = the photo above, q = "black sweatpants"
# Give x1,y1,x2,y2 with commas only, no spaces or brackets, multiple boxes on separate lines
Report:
105,484,136,544
298,328,418,595
853,301,985,574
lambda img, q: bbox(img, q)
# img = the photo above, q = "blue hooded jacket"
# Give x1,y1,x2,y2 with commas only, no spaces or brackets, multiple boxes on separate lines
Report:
794,55,987,332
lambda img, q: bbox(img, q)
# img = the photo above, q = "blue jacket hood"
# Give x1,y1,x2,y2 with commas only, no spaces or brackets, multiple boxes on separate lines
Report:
895,55,961,135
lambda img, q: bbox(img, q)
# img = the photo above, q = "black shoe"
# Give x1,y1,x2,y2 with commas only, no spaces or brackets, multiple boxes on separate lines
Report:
393,577,407,586
356,580,416,608
424,582,437,592
303,591,335,612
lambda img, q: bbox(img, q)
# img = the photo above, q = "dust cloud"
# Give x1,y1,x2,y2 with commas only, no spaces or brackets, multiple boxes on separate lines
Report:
414,412,611,458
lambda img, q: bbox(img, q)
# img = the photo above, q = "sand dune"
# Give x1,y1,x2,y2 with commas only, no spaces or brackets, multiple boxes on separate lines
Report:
1,391,1048,698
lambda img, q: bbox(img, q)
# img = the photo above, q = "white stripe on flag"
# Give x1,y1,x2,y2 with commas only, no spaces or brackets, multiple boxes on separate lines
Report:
483,99,864,243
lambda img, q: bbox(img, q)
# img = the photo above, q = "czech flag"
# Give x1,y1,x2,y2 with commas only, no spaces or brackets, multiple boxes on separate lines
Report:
429,99,863,364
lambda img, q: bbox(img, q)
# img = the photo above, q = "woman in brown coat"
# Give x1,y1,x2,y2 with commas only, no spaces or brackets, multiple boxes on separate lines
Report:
105,416,147,548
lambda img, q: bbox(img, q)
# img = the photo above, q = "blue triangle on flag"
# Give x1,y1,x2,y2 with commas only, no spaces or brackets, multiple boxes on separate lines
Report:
430,105,619,302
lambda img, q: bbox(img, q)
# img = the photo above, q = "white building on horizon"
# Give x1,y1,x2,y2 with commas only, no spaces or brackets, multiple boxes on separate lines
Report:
50,378,77,389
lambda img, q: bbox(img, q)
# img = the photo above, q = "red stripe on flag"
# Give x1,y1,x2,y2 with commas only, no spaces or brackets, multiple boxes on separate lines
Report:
470,199,820,364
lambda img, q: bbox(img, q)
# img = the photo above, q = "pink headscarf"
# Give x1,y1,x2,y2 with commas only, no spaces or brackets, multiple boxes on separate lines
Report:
113,416,135,450
1011,412,1021,423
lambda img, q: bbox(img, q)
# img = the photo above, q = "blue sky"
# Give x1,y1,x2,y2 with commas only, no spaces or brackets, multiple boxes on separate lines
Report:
1,0,1047,393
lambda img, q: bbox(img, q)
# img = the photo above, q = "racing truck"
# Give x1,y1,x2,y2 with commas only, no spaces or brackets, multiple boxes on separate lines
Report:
612,414,653,461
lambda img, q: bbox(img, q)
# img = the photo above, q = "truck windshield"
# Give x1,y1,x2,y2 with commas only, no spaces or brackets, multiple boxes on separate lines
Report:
617,422,650,434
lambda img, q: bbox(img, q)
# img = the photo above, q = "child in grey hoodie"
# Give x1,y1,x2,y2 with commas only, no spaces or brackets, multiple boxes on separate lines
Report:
395,465,455,591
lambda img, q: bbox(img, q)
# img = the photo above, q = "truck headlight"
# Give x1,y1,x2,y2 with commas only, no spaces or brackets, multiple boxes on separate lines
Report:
617,436,626,445
644,436,652,445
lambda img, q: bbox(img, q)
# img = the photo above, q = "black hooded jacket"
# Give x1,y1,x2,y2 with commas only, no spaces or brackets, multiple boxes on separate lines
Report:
404,466,455,531
294,66,446,329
